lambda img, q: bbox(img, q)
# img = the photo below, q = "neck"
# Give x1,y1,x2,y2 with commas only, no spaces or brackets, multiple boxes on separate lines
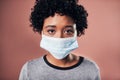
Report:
46,53,79,67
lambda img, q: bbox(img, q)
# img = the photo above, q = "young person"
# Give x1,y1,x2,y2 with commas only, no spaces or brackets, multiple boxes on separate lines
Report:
19,0,101,80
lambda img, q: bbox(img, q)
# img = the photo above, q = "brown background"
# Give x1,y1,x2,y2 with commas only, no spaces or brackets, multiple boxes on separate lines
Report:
0,0,120,80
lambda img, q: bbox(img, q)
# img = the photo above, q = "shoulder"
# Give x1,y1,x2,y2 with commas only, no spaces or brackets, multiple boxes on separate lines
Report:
20,56,44,71
81,57,100,72
19,57,44,80
26,56,44,67
20,56,44,74
79,57,101,79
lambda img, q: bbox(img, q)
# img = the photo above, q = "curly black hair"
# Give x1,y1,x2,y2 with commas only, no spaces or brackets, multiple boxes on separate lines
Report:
30,0,88,36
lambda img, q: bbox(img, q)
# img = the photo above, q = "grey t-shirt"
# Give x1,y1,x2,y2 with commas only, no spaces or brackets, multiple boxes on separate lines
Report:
19,55,100,80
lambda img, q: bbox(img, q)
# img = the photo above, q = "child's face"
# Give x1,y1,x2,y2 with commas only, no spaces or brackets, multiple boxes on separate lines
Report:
42,13,76,38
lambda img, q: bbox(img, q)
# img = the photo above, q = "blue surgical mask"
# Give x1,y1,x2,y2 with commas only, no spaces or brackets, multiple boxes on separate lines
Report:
40,25,78,59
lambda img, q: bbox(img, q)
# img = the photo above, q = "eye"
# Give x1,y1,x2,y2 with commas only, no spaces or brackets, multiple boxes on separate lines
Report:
64,29,74,35
47,29,56,35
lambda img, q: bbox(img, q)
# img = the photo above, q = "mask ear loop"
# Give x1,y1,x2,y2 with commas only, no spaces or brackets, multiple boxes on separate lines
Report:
41,31,44,35
41,31,46,37
73,24,77,37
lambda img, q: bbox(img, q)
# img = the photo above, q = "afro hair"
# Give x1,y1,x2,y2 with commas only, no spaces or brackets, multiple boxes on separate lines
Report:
30,0,88,36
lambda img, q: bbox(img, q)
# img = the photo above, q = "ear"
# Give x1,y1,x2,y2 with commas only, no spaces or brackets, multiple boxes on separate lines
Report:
78,33,82,37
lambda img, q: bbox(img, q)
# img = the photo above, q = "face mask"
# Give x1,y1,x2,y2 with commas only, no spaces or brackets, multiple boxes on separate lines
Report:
40,25,78,59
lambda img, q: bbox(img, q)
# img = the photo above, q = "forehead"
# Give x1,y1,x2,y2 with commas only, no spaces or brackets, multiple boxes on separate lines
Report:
43,13,74,27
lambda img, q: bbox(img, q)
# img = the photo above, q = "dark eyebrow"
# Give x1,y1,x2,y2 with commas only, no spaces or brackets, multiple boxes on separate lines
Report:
65,25,74,28
45,25,56,28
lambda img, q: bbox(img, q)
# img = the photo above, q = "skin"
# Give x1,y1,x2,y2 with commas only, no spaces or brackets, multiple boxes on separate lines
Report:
42,13,79,67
